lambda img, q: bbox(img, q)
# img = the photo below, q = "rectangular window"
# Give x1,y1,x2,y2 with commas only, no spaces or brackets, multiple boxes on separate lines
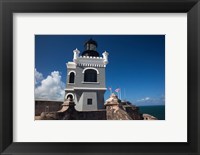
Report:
87,99,92,105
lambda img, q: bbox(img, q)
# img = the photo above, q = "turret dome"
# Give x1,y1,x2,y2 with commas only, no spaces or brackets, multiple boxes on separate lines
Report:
82,38,99,57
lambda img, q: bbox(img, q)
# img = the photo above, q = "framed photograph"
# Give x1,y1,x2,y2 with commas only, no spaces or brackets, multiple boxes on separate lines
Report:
0,0,200,154
34,34,165,121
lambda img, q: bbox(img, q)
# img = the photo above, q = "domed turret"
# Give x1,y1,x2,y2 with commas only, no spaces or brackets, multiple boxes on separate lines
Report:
82,38,100,57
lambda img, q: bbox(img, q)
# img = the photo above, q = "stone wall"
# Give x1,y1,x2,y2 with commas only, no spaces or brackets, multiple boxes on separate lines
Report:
104,93,142,120
35,100,62,116
36,95,156,120
57,110,106,120
143,114,158,120
38,96,134,120
120,105,143,120
36,99,106,120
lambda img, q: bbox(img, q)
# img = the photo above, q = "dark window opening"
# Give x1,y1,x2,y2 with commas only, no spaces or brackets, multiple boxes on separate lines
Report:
87,98,92,105
84,69,97,82
69,72,75,83
67,94,73,100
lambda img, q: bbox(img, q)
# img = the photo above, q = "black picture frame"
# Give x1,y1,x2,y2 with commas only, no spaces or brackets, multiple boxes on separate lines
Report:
0,0,200,154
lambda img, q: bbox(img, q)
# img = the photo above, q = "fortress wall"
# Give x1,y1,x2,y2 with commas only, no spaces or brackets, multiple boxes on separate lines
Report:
77,110,106,120
35,100,63,116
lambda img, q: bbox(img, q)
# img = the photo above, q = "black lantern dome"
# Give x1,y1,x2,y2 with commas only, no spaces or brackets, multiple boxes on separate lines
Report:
82,38,100,57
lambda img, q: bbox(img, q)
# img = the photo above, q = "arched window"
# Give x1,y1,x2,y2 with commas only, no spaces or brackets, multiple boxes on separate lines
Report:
65,93,74,100
69,72,75,83
67,94,73,100
84,69,97,82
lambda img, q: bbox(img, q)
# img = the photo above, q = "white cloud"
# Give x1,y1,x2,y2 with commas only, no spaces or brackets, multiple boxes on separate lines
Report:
135,96,165,106
35,68,44,85
35,70,65,101
137,97,150,102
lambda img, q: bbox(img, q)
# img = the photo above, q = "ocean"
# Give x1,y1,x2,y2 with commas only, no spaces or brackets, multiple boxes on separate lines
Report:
138,105,165,120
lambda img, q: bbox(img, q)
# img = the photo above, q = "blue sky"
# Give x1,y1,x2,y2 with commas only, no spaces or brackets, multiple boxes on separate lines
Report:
35,35,165,106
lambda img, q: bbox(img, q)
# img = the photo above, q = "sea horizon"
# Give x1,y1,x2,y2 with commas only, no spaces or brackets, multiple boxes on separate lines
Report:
138,105,165,120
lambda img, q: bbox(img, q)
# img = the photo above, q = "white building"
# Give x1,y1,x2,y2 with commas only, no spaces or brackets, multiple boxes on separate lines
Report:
64,39,109,111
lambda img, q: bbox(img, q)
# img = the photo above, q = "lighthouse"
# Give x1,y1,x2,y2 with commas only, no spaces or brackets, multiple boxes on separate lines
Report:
64,39,109,111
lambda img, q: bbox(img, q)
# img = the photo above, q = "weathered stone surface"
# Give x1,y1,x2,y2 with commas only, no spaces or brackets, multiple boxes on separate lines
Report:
35,100,62,116
105,94,133,120
106,105,132,120
40,112,57,120
36,94,157,120
38,98,106,120
143,114,158,120
120,103,143,120
104,93,119,106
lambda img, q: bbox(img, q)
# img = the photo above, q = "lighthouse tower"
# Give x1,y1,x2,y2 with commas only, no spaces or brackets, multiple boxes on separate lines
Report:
64,39,109,111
